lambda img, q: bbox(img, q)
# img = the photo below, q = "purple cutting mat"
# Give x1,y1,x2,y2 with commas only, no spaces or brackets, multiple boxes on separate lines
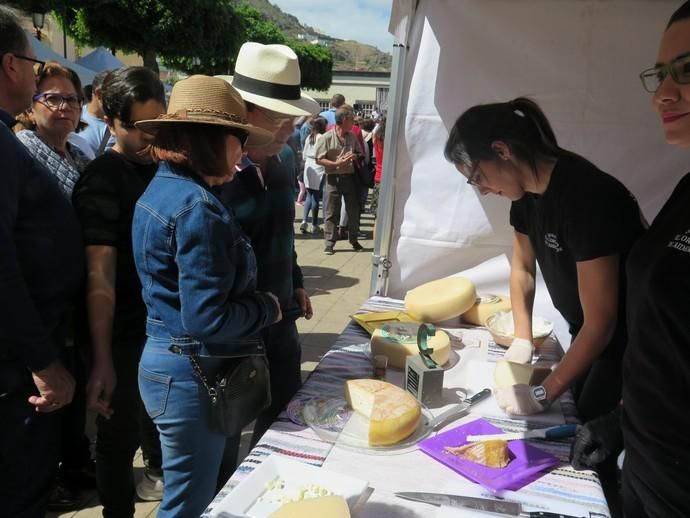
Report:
418,418,558,492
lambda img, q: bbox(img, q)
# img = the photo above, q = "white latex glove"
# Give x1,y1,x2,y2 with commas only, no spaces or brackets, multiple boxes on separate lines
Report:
503,337,534,364
494,384,549,416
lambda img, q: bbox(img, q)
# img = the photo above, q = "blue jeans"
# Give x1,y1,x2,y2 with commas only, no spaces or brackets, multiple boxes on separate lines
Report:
302,188,321,226
138,340,229,518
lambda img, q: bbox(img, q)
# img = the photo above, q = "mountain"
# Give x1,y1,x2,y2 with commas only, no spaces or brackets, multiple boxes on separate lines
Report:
241,0,392,72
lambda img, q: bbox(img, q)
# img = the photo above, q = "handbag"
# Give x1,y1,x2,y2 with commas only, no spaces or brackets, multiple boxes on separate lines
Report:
354,155,375,188
189,353,271,436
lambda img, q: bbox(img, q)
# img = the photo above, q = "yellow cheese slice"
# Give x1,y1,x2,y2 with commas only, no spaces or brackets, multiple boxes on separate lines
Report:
444,440,511,468
370,328,450,369
270,495,351,517
344,379,421,446
494,360,552,388
461,294,512,326
404,276,477,323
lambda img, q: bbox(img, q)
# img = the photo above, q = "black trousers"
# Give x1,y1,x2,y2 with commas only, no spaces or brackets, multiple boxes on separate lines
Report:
217,318,302,489
0,362,61,518
95,341,162,518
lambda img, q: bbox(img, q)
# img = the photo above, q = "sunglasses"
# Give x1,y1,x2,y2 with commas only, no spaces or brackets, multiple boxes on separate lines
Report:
255,105,293,126
12,54,46,76
640,54,690,93
226,128,249,149
33,92,82,110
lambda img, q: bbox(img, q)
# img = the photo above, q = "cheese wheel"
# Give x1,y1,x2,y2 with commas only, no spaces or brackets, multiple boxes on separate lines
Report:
270,495,351,518
404,276,477,322
461,294,512,326
344,379,421,446
370,327,450,369
494,360,552,388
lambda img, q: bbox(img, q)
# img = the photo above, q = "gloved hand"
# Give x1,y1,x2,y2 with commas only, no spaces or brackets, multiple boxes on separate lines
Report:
570,406,623,471
503,337,534,364
494,384,549,416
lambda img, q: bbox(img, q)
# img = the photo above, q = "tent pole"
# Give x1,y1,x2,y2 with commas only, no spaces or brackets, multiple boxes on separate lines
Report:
369,40,408,297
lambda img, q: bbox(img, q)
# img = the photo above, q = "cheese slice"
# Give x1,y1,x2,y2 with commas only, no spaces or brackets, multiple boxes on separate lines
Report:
494,360,552,388
444,440,510,468
461,294,512,326
270,495,350,517
370,327,450,369
404,276,477,323
344,379,421,446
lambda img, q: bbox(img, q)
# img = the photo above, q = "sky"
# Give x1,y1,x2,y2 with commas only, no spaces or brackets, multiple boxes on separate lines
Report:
269,0,395,53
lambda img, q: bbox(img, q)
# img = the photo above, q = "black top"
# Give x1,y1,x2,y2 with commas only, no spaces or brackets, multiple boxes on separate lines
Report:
510,155,645,359
622,173,690,465
0,109,83,373
72,151,157,344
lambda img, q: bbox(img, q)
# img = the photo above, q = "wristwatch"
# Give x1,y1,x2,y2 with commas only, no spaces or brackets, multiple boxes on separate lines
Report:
532,385,549,407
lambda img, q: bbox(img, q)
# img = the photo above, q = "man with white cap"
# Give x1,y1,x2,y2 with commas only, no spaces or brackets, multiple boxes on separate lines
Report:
216,42,320,480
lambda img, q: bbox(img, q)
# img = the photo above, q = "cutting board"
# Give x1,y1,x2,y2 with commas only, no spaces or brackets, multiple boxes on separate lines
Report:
418,418,559,493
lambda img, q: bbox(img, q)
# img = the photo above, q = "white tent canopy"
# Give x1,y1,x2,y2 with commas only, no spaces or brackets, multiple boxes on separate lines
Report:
374,0,686,345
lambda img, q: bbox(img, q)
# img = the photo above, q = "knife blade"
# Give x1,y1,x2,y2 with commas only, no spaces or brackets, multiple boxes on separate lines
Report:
394,491,584,518
466,423,578,442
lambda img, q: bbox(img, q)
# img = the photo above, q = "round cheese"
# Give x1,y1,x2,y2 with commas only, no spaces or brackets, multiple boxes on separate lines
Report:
370,327,450,369
344,379,421,446
404,276,477,323
461,293,512,326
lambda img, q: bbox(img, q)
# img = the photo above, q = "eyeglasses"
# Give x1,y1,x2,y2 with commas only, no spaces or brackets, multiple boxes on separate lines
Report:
32,92,82,110
255,105,293,126
640,55,690,93
466,163,486,187
226,128,249,149
456,151,486,186
12,54,46,76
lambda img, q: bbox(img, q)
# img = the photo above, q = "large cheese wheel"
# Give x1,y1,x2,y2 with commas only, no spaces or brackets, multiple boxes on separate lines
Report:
494,360,551,388
461,294,512,326
404,276,476,322
344,379,421,446
270,495,350,517
370,327,450,369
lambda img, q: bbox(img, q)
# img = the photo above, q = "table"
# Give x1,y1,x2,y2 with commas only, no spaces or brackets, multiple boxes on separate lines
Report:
204,297,611,518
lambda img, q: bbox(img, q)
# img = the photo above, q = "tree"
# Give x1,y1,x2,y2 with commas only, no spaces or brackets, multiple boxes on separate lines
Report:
291,42,333,92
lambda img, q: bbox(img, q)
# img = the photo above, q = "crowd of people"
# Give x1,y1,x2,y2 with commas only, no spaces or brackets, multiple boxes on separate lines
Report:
2,1,689,517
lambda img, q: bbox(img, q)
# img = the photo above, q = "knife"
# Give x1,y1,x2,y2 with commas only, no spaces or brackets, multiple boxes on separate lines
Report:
430,388,492,428
466,423,578,442
394,491,584,517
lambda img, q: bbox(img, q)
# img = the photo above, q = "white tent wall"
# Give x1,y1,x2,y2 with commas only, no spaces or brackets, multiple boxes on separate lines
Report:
376,0,686,345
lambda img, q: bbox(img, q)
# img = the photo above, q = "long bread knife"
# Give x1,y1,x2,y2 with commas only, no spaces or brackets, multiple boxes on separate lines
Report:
466,423,578,442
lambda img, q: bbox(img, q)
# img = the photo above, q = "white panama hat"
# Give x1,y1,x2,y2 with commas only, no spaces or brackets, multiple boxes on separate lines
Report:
216,42,320,117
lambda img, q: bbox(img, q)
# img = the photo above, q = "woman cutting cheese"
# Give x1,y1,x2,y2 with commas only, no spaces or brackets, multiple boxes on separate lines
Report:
444,98,645,421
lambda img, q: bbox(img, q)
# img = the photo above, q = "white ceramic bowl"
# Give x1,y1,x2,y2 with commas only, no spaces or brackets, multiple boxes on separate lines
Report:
485,311,553,348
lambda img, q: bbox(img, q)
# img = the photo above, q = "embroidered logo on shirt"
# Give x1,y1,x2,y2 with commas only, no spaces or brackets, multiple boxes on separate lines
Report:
667,229,690,254
544,233,563,252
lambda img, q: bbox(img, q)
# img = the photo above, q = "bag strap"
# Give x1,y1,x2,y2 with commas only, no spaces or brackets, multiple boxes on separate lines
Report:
188,355,218,405
96,126,110,156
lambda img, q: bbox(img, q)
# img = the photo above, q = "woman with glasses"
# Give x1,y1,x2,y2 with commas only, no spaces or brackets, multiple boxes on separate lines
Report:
444,98,645,426
571,3,690,516
131,75,280,517
15,61,90,198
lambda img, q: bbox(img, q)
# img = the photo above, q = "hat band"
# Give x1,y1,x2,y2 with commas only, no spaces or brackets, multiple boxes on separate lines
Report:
233,73,301,101
161,108,248,125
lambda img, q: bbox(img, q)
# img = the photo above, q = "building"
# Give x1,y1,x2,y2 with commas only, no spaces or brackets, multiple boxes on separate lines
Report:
303,70,390,118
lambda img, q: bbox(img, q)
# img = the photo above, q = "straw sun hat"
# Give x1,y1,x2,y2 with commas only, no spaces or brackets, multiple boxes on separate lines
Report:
215,42,320,117
135,75,273,147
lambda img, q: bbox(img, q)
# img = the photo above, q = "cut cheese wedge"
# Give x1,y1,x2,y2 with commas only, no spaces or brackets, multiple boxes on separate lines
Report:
404,276,477,323
370,327,450,369
494,360,552,388
461,294,512,326
344,379,421,446
270,495,350,517
444,440,510,468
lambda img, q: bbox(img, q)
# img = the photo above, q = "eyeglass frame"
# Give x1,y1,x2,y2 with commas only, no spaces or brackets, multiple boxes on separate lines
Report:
254,105,293,126
32,92,83,110
456,150,486,187
10,53,46,76
639,53,690,93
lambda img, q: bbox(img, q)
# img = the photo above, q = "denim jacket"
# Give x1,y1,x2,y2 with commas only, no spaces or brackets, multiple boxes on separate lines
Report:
132,162,278,357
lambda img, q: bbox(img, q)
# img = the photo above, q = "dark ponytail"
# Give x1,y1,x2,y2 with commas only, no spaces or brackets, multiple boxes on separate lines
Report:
444,96,582,176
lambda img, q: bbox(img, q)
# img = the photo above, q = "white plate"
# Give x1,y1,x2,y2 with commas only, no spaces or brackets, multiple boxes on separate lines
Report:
209,455,368,517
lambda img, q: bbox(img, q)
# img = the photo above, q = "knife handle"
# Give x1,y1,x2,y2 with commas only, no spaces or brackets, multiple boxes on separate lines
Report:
467,388,492,405
526,511,584,518
543,423,578,439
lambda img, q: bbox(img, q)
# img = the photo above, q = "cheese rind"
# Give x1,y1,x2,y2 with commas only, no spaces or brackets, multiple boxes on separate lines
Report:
444,440,510,468
269,495,351,517
461,294,512,326
344,379,422,446
370,328,450,368
404,276,477,322
494,360,551,388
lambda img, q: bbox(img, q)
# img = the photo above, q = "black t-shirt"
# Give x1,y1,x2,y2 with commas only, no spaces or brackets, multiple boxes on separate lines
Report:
622,173,690,465
72,151,157,344
510,155,645,359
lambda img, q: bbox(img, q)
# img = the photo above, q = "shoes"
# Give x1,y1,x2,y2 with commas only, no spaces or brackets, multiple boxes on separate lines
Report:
324,246,335,255
351,241,364,252
299,222,309,234
136,470,164,502
310,224,322,233
47,482,80,512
